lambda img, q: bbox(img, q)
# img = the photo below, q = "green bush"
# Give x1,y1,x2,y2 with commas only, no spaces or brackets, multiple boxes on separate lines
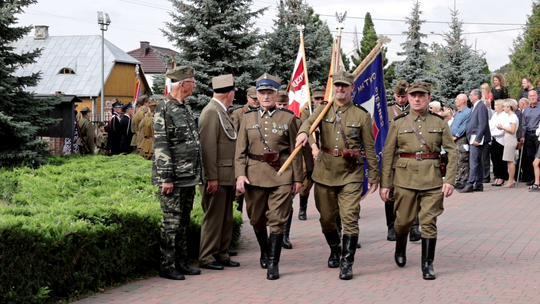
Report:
0,154,242,303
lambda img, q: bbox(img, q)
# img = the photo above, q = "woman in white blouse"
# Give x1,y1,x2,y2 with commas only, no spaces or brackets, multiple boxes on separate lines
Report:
497,99,519,187
489,100,509,186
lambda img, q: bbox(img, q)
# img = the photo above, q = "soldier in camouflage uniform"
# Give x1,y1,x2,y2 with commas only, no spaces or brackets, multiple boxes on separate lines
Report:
152,66,203,280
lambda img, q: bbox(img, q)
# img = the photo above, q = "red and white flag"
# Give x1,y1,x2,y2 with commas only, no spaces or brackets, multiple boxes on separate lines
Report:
286,44,310,116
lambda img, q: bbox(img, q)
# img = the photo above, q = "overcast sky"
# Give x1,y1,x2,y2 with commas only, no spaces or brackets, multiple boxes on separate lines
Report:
16,0,536,73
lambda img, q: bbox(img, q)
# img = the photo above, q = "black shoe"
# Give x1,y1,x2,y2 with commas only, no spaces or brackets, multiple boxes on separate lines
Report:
473,186,484,192
323,229,341,268
298,195,308,221
458,186,474,193
267,234,283,280
282,208,293,249
421,238,437,280
218,259,240,267
200,261,224,270
409,225,421,242
159,268,185,280
176,261,201,275
227,248,238,256
454,183,465,190
395,233,407,267
339,235,358,280
254,230,269,269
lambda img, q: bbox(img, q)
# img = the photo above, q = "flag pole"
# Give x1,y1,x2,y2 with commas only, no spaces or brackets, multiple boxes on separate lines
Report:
353,42,383,76
297,25,312,115
334,11,347,73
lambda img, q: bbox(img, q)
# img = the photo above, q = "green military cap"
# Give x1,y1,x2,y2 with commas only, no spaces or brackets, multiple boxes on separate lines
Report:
331,70,355,86
311,87,325,98
256,73,281,91
394,80,409,95
247,86,257,98
277,91,289,103
212,74,237,93
408,81,431,94
80,107,91,113
166,66,195,82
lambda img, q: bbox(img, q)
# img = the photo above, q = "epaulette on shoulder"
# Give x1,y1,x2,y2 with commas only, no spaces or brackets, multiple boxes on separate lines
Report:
393,112,409,121
429,111,445,120
278,108,295,115
353,103,368,113
244,108,257,114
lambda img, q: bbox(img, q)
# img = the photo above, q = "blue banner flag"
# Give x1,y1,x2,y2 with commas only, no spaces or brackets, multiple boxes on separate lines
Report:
350,51,389,196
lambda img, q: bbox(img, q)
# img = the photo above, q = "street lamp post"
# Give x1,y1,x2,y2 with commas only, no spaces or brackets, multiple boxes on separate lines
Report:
97,11,111,122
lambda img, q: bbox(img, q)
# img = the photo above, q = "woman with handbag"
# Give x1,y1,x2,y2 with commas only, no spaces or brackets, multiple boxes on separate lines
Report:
498,99,519,188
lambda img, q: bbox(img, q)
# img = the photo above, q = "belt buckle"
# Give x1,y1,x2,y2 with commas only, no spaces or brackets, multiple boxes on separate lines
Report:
333,149,340,157
415,152,423,161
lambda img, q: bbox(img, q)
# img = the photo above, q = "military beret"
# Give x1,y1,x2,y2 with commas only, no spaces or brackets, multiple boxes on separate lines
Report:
122,103,133,111
166,66,195,82
212,74,237,93
256,73,281,91
394,80,409,95
112,101,123,108
277,91,289,103
408,82,431,94
247,86,257,98
80,107,91,113
331,70,355,86
311,87,325,98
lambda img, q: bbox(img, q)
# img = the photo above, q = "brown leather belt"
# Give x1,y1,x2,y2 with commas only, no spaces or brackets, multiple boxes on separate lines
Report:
399,152,440,160
144,136,152,139
321,146,351,157
248,149,290,161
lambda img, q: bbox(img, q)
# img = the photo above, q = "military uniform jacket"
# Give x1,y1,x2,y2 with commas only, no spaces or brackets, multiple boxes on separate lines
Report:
152,97,203,187
295,116,314,172
298,101,379,187
235,107,303,187
131,107,147,146
78,116,95,152
387,103,409,121
231,104,257,131
140,114,154,159
199,99,237,186
381,111,457,190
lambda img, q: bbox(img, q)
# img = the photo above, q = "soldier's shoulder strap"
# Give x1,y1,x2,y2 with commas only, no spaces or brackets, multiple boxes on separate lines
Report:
393,111,409,121
244,108,257,114
278,108,295,115
353,103,368,113
429,111,445,120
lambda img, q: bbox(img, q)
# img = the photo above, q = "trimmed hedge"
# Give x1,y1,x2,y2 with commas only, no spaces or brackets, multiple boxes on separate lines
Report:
0,154,242,303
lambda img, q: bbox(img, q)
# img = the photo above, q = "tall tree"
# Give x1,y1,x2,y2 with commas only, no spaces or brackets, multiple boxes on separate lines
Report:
258,0,333,88
0,0,60,168
427,8,487,107
393,0,429,84
506,0,540,99
351,12,388,70
162,0,266,112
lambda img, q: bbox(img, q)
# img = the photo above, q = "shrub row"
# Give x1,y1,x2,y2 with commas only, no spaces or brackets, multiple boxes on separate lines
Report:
0,154,242,303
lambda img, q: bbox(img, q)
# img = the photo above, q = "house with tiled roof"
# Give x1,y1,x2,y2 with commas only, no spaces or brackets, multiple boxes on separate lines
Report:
12,26,150,122
127,41,177,89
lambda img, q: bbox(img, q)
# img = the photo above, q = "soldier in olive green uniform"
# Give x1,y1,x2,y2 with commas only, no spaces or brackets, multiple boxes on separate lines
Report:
380,82,457,280
296,71,379,280
132,95,149,155
198,75,240,270
78,107,95,155
152,66,203,280
235,73,303,280
140,100,157,160
298,87,326,220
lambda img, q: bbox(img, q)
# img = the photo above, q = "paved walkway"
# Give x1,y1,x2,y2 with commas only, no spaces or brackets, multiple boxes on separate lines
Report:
76,183,540,303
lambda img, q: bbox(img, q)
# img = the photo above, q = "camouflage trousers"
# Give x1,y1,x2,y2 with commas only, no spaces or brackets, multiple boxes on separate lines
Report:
455,136,470,184
159,185,195,271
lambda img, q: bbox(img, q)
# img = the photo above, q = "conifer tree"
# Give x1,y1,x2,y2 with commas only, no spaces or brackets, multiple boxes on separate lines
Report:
506,1,540,98
428,8,487,107
259,0,333,87
162,0,266,112
0,0,60,168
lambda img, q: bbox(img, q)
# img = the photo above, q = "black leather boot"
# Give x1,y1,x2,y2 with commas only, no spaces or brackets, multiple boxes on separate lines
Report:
385,201,396,241
394,233,407,267
159,267,185,280
254,230,269,269
409,216,421,242
421,238,437,280
298,195,308,220
339,234,358,280
267,234,283,280
323,229,341,268
282,208,293,249
336,216,343,239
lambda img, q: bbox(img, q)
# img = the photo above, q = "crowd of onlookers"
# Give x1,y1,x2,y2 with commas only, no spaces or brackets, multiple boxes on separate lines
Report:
433,76,540,192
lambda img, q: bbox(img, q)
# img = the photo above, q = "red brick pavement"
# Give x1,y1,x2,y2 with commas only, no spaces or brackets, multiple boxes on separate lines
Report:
75,184,540,303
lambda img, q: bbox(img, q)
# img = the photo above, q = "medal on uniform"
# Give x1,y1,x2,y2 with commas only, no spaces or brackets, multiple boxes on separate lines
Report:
283,124,288,136
272,122,278,134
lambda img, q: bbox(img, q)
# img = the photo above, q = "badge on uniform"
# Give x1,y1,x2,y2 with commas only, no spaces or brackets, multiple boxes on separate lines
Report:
272,122,278,134
283,124,289,136
350,128,358,138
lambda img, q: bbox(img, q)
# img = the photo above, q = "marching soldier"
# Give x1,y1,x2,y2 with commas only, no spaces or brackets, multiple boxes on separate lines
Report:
152,66,202,280
296,71,379,280
380,82,456,280
78,107,95,155
235,73,303,280
198,75,240,270
298,87,326,220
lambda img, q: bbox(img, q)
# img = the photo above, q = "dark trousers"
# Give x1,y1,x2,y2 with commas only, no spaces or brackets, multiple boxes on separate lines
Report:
523,133,540,181
467,144,485,186
491,140,508,180
482,142,491,180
